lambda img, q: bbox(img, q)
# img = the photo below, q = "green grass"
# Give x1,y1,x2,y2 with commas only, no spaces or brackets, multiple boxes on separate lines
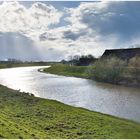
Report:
0,85,140,138
43,64,92,79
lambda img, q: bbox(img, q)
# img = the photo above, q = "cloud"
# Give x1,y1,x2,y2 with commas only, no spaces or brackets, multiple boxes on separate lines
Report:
63,30,87,41
39,32,59,41
0,1,62,40
52,1,140,59
66,1,140,41
0,1,140,61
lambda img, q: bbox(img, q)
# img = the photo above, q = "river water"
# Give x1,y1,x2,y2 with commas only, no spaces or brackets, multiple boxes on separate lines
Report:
0,66,140,122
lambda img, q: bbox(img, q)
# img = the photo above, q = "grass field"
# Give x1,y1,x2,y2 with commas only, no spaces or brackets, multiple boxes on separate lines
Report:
0,85,140,139
43,64,92,79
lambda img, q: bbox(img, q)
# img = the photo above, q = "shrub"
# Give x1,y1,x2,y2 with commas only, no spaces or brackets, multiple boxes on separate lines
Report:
128,55,140,67
93,56,126,83
128,55,140,82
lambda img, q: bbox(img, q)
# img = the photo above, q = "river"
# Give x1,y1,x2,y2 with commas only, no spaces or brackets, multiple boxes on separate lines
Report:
0,66,140,122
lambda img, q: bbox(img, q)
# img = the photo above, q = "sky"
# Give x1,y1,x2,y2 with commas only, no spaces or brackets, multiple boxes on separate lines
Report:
0,1,140,61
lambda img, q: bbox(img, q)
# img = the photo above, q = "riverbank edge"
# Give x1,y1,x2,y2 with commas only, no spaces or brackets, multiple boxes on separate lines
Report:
41,65,140,88
39,65,91,79
1,84,140,138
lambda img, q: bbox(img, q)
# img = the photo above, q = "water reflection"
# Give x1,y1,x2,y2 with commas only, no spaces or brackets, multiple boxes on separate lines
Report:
0,66,140,122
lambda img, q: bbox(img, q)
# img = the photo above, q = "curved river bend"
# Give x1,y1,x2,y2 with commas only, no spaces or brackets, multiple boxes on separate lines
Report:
0,66,140,122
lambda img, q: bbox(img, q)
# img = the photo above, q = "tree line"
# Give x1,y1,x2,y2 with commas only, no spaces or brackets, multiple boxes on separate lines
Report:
61,54,97,66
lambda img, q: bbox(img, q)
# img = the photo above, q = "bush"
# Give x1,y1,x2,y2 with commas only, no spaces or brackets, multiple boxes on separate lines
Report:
128,55,140,67
93,56,126,83
128,55,140,82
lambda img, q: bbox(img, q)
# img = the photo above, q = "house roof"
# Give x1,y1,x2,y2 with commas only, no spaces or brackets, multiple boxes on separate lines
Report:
102,48,140,59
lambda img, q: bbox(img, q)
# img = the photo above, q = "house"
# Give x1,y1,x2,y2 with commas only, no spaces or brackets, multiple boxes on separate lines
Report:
102,48,140,60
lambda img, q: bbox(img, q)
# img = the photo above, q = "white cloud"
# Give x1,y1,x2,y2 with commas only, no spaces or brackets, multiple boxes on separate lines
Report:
0,1,140,61
65,2,109,31
43,2,118,58
0,1,63,40
55,1,140,58
35,2,120,59
66,1,140,40
0,1,123,59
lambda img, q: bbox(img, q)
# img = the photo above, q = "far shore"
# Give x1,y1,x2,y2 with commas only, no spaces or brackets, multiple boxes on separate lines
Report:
42,64,140,88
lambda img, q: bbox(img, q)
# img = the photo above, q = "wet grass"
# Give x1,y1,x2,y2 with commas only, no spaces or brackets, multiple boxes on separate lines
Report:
0,85,140,138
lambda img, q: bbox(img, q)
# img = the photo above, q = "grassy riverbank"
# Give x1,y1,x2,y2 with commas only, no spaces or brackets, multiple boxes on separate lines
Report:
43,56,140,87
43,64,91,79
1,85,140,138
